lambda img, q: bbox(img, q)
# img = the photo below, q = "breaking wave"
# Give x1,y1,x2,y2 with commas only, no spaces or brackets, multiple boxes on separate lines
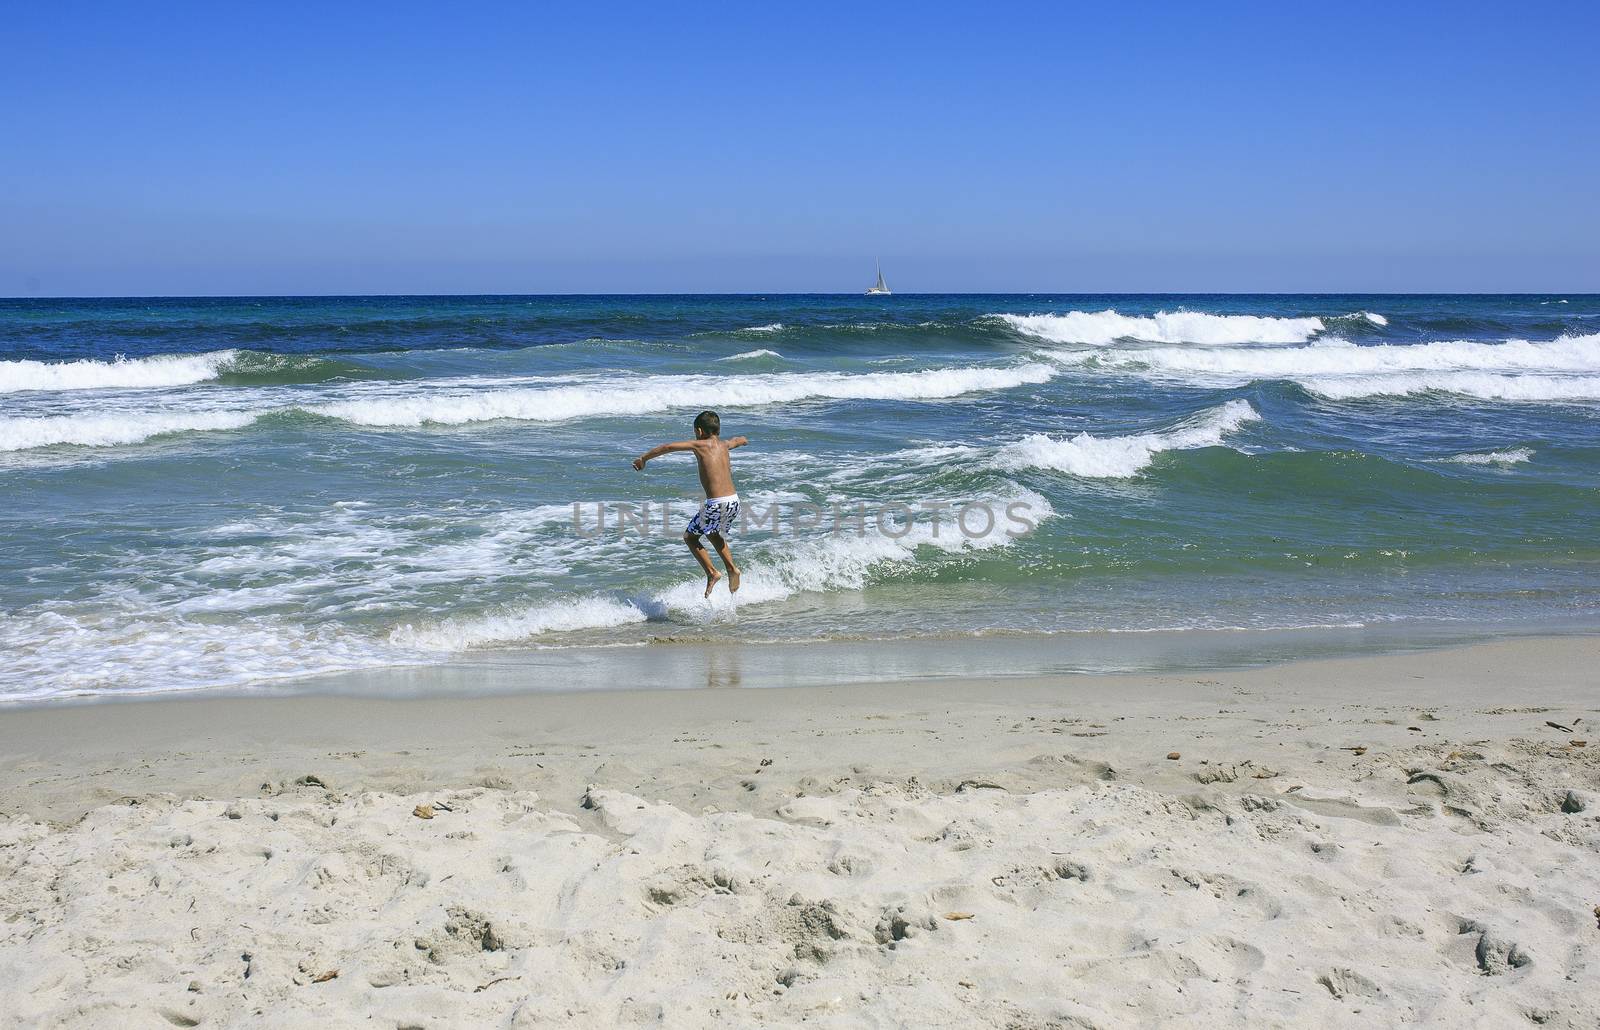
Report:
0,349,372,393
0,410,259,452
994,400,1260,478
1439,448,1534,466
313,364,1056,428
1300,372,1600,402
1061,334,1600,403
997,310,1327,346
0,350,241,393
1085,335,1600,378
0,363,1056,451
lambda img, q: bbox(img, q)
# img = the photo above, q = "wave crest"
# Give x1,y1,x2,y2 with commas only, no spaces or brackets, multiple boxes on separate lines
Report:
1061,333,1600,403
998,310,1325,346
0,350,240,393
1088,334,1600,378
0,410,259,452
314,364,1056,428
0,363,1055,450
995,400,1260,478
1440,448,1534,466
0,349,372,393
1300,372,1600,402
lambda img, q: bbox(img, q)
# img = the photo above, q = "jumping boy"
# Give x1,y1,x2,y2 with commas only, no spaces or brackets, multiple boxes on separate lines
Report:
632,410,749,597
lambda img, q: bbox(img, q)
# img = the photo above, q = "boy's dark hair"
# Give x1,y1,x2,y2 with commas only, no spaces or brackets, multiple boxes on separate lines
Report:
693,410,720,437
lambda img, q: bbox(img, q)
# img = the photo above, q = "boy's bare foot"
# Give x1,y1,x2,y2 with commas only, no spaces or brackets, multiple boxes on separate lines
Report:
704,569,722,597
728,565,741,593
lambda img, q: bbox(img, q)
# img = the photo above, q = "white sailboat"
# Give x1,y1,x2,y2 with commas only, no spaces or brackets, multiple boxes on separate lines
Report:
865,260,891,295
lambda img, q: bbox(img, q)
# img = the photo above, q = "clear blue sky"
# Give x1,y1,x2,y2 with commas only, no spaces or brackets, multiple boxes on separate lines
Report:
4,1,1597,295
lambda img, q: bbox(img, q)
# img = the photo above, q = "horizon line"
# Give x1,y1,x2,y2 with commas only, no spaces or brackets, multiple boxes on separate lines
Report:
3,290,1596,302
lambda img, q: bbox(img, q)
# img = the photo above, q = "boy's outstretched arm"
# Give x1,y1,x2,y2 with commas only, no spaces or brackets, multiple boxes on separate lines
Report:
727,436,750,449
632,440,697,471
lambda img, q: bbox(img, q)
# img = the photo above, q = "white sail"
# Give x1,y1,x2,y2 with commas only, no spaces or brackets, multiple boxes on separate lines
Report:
866,260,891,295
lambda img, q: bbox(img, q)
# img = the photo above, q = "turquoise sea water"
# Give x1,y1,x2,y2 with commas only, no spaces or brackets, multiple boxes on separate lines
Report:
2,294,1597,702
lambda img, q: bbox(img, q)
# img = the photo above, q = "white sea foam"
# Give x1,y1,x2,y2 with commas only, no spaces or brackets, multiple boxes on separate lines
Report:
886,442,986,463
391,485,1055,650
1090,335,1600,378
719,349,783,362
1299,372,1600,402
1440,448,1534,466
1351,311,1388,327
0,350,240,393
994,400,1260,478
0,481,1056,692
390,596,648,650
999,310,1325,346
740,323,785,333
0,609,407,702
0,410,259,451
1058,334,1600,403
0,497,636,696
313,364,1056,427
0,363,1053,452
652,484,1054,617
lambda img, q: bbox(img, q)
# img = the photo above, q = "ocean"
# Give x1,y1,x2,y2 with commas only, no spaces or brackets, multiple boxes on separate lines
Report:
2,294,1597,703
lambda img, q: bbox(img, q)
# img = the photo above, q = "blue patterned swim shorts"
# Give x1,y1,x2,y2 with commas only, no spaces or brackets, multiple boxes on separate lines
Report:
686,494,740,536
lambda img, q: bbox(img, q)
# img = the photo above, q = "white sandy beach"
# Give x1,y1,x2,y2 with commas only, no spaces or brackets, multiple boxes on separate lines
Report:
1,636,1597,1028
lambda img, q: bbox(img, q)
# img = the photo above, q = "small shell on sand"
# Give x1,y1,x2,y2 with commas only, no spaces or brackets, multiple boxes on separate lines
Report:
413,804,435,820
1166,752,1181,761
943,912,975,921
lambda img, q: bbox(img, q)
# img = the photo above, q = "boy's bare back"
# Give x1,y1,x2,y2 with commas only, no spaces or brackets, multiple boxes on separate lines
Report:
689,437,737,498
